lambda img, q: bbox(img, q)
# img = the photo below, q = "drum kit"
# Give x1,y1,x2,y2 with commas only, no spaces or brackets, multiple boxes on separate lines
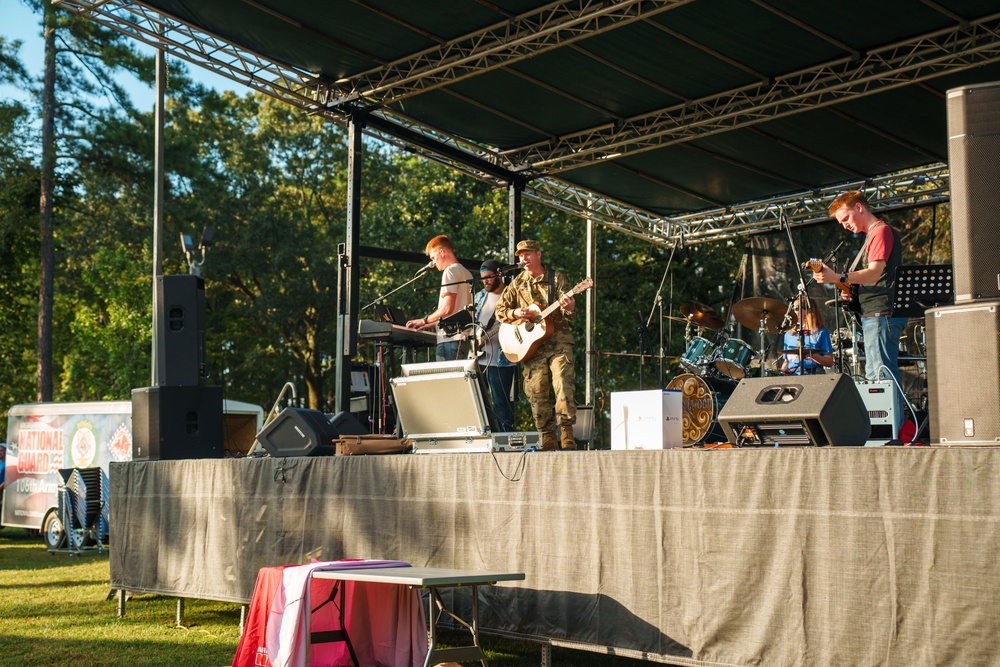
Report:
668,297,793,445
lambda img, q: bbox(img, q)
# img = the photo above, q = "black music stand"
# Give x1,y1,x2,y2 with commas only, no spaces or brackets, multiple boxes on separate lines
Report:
892,264,954,318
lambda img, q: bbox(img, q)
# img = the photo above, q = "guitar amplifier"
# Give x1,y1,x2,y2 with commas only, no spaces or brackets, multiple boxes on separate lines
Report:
855,380,900,445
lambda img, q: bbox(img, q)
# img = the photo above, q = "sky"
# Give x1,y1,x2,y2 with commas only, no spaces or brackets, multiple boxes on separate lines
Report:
1,0,239,109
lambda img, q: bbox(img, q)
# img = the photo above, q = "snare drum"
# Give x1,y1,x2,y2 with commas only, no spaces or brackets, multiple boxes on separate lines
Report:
679,336,715,373
714,338,756,379
665,373,733,445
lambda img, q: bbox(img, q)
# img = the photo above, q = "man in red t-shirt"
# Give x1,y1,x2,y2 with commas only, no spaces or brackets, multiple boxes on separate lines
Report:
814,191,907,392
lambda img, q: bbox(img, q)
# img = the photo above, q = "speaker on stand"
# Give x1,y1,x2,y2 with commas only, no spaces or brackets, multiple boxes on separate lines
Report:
924,83,1000,444
155,275,207,386
947,82,1000,301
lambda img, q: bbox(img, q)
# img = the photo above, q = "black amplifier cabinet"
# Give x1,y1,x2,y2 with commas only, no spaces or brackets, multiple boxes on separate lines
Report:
131,385,224,460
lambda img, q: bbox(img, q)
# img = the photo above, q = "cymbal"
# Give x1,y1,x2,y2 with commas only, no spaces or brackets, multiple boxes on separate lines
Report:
680,302,725,330
782,348,823,355
732,296,788,334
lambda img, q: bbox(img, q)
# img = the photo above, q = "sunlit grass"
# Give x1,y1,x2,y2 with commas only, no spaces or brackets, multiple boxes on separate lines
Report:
0,530,664,666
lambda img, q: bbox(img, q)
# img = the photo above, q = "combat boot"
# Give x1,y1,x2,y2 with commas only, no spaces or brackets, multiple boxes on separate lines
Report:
560,426,577,450
540,432,559,451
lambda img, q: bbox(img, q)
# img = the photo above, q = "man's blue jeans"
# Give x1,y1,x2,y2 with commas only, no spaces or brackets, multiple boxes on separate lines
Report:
436,339,468,362
484,365,517,432
861,314,907,433
861,315,907,385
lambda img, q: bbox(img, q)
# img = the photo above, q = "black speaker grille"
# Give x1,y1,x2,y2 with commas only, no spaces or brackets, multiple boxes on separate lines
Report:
947,83,1000,301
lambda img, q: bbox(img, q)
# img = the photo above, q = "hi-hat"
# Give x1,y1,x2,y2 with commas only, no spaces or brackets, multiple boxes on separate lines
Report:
680,302,724,330
732,297,788,334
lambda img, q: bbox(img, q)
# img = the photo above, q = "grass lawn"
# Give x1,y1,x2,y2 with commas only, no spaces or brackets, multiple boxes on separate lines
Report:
0,529,666,666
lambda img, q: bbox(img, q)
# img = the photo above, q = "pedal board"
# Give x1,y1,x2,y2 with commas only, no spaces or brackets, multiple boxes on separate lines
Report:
490,431,541,452
409,431,541,454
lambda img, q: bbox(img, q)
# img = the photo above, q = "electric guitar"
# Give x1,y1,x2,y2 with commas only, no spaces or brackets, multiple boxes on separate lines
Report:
805,260,860,316
498,277,594,363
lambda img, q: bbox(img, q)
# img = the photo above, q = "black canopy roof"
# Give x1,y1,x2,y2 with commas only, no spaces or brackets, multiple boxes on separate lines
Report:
56,0,1000,246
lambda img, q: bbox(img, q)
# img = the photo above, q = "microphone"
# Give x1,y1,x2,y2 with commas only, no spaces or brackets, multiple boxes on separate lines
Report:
414,260,435,276
498,262,523,274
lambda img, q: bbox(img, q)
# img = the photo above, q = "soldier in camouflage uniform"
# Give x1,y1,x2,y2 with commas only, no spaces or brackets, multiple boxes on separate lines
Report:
495,240,578,451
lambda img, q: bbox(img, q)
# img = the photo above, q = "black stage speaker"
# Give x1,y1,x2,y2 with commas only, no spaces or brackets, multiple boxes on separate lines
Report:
131,385,224,460
926,301,1000,445
947,82,1000,301
155,275,206,386
718,373,870,447
256,408,368,457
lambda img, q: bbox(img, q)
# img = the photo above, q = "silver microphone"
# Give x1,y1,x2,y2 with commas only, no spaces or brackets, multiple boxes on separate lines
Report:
415,260,435,276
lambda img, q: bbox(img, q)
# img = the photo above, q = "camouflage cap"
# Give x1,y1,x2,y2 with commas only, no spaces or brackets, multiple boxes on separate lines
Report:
514,239,540,255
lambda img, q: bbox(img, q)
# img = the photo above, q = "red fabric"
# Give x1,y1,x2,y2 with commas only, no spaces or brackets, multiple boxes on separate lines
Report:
235,560,428,667
233,565,289,667
865,222,893,263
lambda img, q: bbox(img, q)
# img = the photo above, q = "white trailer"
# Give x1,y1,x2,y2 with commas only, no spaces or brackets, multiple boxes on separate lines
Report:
1,399,263,548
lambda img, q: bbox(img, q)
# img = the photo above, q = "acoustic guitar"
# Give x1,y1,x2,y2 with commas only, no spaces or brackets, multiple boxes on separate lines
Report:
498,277,594,363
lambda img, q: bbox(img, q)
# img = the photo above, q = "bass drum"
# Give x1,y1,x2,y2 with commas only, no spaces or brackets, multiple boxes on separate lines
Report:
665,373,735,446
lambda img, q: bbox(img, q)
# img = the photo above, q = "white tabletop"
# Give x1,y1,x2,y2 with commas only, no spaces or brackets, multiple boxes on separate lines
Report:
312,566,524,587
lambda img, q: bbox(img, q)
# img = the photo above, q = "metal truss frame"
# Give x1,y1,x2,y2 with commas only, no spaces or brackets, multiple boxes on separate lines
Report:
53,0,954,250
320,0,689,107
507,13,1000,171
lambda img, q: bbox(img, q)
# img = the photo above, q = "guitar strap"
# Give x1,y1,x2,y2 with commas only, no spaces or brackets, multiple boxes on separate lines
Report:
547,268,555,307
848,220,883,272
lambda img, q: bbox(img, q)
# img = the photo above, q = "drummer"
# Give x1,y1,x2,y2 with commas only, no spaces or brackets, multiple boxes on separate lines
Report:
780,297,834,375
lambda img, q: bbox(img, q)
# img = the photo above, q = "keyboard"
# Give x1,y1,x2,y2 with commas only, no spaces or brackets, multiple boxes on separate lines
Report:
358,320,436,347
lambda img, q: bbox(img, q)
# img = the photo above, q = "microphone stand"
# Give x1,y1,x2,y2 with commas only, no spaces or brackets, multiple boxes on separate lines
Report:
781,208,810,374
645,244,677,387
362,268,434,311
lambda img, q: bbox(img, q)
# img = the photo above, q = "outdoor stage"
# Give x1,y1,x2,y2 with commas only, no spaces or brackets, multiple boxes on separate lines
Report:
110,447,1000,666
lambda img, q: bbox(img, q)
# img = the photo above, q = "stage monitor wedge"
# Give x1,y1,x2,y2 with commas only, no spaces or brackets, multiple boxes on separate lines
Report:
718,373,870,447
256,408,367,457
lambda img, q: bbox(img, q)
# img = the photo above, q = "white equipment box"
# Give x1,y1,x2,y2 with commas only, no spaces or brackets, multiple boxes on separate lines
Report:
610,389,683,450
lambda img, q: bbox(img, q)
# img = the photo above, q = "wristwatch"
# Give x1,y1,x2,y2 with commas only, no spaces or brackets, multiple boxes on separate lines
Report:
840,272,848,284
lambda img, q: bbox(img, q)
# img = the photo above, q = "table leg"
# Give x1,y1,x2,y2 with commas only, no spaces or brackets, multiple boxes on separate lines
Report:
423,585,489,667
309,579,360,667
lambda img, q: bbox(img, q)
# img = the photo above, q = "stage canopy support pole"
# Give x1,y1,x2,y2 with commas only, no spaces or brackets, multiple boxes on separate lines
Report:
585,197,596,408
335,110,365,415
507,178,524,261
151,32,166,386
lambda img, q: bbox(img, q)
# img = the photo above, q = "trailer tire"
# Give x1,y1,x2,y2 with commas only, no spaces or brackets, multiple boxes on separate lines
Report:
43,510,66,550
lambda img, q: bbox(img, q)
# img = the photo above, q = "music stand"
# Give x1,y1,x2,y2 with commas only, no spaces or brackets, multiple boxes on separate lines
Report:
892,265,954,318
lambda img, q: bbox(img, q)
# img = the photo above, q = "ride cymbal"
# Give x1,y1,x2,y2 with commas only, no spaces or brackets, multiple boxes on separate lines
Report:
680,302,724,330
732,296,788,334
